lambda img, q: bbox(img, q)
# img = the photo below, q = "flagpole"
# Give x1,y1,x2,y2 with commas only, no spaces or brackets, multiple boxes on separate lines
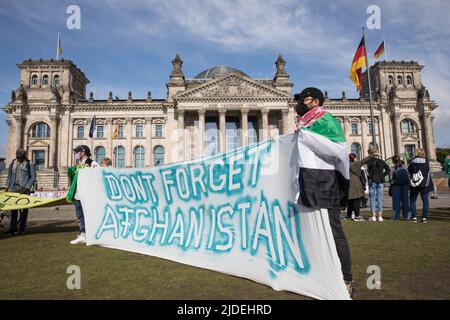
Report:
56,33,60,60
363,27,377,147
383,36,388,62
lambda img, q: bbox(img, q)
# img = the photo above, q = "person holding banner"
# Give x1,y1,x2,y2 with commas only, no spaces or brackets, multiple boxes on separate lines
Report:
4,149,37,235
68,145,99,244
294,87,355,298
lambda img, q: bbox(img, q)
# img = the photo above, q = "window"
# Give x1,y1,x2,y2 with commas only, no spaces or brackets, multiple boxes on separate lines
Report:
397,75,403,85
136,124,143,138
77,126,84,139
134,146,145,168
388,75,394,85
248,118,258,145
351,122,358,135
31,122,50,138
53,74,60,85
406,75,413,85
351,143,361,160
155,124,163,137
97,125,104,138
33,150,46,170
42,74,49,85
118,125,124,138
405,145,415,160
401,119,415,134
153,146,165,166
114,146,125,168
94,146,105,162
226,118,240,151
205,119,218,156
31,74,38,85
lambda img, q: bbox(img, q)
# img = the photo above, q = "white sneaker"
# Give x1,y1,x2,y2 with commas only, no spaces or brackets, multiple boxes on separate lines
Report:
378,216,384,222
70,233,87,244
370,215,377,222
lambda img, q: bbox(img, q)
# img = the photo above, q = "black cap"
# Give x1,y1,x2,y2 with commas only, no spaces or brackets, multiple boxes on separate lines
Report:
73,145,91,156
294,87,325,106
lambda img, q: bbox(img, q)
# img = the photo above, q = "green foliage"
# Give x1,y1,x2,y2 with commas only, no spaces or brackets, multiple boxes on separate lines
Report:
436,148,450,166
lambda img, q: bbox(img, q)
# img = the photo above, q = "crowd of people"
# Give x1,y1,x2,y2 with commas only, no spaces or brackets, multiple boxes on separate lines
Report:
345,146,435,223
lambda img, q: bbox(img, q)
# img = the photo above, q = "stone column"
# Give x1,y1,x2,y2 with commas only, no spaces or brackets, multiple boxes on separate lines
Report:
361,116,368,158
146,117,153,166
6,118,14,163
281,108,289,135
393,114,402,155
261,108,269,141
219,109,226,152
126,117,133,167
240,108,249,146
177,109,185,161
49,115,58,168
13,115,24,152
343,116,351,142
198,110,205,157
424,114,437,160
105,118,112,161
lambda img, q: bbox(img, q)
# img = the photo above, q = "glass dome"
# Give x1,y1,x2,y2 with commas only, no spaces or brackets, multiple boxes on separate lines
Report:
194,65,248,80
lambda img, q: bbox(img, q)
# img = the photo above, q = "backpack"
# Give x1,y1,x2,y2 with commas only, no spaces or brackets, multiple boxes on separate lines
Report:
393,167,410,186
367,158,387,183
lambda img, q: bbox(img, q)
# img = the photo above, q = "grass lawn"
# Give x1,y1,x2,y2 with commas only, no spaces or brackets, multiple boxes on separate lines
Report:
1,209,449,300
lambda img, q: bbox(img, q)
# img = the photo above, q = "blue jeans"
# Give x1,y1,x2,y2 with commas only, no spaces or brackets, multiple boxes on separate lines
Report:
369,182,384,213
391,185,410,220
74,200,86,233
410,191,429,219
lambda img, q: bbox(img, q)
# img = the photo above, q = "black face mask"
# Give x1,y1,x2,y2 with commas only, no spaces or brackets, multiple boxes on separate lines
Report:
296,103,311,117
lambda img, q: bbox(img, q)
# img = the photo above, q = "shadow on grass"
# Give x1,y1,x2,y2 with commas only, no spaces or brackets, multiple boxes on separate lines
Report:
0,220,79,241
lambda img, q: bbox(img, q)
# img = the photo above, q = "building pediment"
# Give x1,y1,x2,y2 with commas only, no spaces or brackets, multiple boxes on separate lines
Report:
28,139,50,148
174,74,292,102
401,134,419,142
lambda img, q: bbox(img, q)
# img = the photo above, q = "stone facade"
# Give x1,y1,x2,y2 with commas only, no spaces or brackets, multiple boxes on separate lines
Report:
1,55,440,190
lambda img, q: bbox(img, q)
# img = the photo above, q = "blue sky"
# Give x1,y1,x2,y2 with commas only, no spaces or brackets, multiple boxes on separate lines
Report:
1,0,449,157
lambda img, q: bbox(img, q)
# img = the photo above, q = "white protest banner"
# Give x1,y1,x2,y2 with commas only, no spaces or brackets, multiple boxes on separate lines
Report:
78,133,350,300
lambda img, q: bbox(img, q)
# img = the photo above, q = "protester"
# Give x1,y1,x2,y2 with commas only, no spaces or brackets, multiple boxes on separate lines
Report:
101,157,113,167
444,154,450,190
294,87,354,298
390,159,410,220
4,148,37,235
69,145,99,244
408,148,434,223
346,153,374,221
366,145,390,222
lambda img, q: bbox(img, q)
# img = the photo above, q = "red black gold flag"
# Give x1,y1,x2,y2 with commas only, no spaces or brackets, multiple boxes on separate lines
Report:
349,36,367,92
374,41,385,59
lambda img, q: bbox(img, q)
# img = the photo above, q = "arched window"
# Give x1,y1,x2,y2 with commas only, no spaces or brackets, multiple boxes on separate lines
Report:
351,143,362,160
42,74,49,85
388,75,394,85
31,74,38,85
94,146,105,162
31,122,50,138
397,75,403,85
134,146,145,168
114,146,125,168
53,74,60,85
406,75,413,85
401,119,415,134
153,146,165,166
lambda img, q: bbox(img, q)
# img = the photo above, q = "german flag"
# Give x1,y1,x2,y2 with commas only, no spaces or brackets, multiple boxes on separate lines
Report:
349,36,367,92
374,41,385,59
112,120,119,139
